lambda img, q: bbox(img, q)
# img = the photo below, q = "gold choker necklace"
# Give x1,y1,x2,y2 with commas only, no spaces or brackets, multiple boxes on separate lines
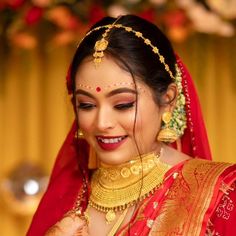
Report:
89,151,171,223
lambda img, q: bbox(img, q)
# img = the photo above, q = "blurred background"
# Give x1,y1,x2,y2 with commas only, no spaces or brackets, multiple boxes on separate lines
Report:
0,0,236,235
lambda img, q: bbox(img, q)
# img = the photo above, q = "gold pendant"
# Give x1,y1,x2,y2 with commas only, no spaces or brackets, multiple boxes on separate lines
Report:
105,210,116,224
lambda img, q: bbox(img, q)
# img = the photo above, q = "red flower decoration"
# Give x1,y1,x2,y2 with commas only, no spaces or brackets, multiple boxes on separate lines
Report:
164,10,188,28
6,0,25,9
89,4,106,25
0,3,6,9
138,8,155,23
66,16,80,30
25,6,43,25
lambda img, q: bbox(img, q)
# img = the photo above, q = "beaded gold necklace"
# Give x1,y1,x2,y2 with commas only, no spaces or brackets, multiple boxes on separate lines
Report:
88,151,171,224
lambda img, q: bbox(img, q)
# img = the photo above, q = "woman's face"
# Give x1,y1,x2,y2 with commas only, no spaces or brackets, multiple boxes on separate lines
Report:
75,56,164,165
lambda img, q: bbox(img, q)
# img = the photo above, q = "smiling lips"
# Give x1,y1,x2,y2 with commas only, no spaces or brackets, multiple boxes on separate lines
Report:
96,135,127,151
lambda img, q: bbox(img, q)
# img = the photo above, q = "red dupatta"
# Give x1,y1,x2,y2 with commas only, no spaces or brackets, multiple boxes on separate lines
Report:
27,55,214,236
117,159,236,236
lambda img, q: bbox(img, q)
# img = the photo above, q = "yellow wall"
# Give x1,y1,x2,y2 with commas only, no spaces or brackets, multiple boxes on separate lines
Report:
0,35,235,235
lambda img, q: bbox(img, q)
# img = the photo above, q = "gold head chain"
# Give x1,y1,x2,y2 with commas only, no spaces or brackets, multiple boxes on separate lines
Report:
78,22,174,80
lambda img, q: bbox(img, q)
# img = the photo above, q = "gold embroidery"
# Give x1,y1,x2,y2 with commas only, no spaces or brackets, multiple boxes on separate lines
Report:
216,194,234,220
220,181,234,195
149,159,234,236
147,219,154,228
205,220,221,236
153,202,158,209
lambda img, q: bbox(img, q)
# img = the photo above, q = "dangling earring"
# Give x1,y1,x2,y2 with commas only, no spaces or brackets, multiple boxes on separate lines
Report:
88,147,99,169
78,129,84,138
157,111,178,143
77,129,99,169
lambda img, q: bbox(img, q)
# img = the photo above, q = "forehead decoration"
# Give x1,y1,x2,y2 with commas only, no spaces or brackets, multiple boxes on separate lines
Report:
76,82,146,93
96,87,101,92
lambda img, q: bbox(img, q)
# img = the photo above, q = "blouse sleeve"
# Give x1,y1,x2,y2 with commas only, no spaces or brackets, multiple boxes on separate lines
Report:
206,182,236,236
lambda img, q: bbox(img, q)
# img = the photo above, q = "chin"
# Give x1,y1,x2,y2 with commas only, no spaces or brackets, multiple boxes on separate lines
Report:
97,151,133,166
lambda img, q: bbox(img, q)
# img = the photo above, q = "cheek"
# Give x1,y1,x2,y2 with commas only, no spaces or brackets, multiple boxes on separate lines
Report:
135,102,161,136
77,112,95,133
119,111,136,134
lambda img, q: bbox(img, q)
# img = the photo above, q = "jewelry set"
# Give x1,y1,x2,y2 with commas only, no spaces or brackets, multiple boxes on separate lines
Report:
88,151,170,224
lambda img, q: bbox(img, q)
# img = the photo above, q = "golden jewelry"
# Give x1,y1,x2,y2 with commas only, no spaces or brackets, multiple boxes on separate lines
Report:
76,130,99,169
78,129,84,138
79,23,174,79
83,206,128,236
93,17,121,68
107,208,128,236
89,151,171,224
93,38,108,67
157,111,178,143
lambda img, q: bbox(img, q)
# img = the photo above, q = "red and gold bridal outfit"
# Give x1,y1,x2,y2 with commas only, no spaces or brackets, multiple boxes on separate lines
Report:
27,141,236,236
27,42,236,236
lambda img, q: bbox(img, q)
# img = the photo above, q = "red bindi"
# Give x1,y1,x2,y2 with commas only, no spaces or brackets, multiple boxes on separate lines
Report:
96,87,101,92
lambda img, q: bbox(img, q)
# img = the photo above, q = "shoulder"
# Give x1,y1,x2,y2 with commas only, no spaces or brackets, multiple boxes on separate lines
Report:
172,158,236,199
170,158,236,196
180,159,236,191
182,158,236,177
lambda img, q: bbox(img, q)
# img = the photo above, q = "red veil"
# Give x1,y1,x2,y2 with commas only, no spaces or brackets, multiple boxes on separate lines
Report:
27,56,212,236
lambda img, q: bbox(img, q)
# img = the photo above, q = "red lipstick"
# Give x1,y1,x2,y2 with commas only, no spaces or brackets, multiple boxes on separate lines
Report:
96,135,127,151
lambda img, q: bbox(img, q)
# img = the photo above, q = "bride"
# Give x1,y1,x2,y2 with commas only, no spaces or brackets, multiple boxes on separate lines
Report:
27,15,236,236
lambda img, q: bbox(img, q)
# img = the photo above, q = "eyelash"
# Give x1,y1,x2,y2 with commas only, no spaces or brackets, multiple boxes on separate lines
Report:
77,101,135,111
114,101,135,110
77,103,95,110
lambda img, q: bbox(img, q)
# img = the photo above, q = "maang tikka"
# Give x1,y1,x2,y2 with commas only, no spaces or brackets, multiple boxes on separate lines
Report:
93,17,120,68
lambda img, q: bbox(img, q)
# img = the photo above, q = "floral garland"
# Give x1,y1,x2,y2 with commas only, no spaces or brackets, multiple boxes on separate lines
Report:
167,64,187,138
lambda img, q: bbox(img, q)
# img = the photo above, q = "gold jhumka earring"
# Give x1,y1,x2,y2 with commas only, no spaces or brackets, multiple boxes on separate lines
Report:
157,111,178,143
77,129,99,169
78,129,84,138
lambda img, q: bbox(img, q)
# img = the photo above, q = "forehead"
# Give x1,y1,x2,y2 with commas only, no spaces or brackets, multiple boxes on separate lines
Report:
75,56,135,89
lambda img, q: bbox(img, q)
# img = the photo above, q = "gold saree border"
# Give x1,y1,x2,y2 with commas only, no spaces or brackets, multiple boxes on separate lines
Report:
149,159,234,236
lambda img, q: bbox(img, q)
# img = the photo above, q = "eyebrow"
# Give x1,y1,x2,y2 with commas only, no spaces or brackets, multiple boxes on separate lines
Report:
75,87,137,98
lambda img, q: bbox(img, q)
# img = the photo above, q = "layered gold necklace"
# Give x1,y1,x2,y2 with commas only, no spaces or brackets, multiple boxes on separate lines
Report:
88,151,171,224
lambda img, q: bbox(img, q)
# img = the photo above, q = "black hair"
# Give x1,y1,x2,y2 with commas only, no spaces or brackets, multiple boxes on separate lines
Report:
70,14,176,105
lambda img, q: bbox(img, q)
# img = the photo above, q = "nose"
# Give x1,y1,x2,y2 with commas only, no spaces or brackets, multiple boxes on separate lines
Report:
96,106,115,131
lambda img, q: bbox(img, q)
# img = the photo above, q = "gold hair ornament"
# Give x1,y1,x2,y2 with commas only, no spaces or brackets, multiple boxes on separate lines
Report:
80,23,174,79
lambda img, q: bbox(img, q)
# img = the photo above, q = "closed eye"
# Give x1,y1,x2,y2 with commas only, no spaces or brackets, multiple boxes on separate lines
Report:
114,101,135,110
77,102,96,110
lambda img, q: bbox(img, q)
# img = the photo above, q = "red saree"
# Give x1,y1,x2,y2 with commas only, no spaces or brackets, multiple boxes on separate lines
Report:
27,54,236,235
27,147,236,236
